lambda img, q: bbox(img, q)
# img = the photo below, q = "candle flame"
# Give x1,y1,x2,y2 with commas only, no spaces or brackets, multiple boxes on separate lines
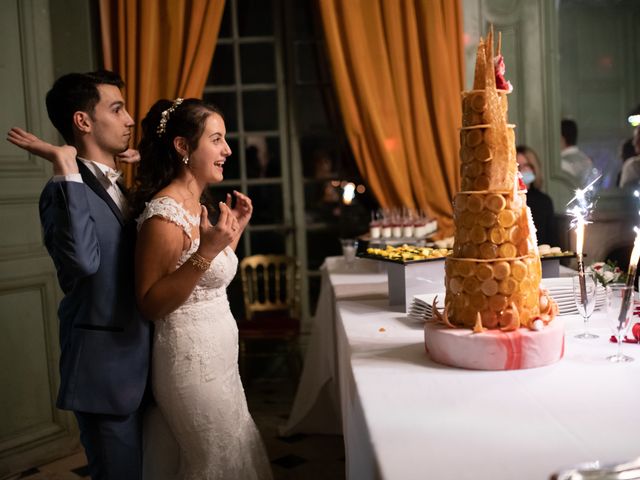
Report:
630,226,640,269
576,218,585,257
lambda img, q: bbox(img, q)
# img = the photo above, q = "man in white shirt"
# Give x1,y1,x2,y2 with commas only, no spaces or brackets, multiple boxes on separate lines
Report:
560,118,594,187
619,125,640,188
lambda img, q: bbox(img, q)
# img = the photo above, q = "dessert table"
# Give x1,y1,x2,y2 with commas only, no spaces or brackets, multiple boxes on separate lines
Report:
282,257,640,480
280,257,387,435
336,295,640,479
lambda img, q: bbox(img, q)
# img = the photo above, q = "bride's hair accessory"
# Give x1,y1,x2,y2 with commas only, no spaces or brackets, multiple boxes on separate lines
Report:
188,251,212,271
156,98,184,136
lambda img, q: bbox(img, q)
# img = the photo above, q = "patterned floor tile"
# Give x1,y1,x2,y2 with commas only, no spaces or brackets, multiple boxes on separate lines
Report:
16,373,345,480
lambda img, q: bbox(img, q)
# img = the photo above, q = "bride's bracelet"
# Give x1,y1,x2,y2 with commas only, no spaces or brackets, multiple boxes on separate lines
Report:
187,252,212,272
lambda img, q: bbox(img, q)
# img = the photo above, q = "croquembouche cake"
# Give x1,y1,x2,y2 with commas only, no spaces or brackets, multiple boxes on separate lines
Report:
424,30,562,370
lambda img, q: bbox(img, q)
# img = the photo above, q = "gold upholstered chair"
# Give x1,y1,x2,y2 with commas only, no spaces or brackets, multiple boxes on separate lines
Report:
238,254,301,380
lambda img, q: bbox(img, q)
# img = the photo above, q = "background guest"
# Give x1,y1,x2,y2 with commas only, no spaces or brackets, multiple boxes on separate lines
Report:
619,125,640,188
516,145,556,246
560,118,594,187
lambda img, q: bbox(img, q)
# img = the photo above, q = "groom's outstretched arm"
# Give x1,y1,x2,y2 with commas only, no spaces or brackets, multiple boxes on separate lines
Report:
7,127,100,287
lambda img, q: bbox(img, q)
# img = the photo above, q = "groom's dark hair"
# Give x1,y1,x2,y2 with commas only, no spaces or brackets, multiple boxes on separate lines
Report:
45,70,125,145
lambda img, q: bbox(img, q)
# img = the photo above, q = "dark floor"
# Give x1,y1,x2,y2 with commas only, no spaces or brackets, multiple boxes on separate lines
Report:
14,365,345,480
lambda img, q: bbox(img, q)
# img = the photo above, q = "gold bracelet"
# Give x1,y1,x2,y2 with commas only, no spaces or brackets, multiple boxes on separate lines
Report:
187,252,211,272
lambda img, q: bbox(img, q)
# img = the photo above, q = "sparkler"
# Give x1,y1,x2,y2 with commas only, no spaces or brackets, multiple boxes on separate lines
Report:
566,175,601,308
618,191,640,328
575,215,588,305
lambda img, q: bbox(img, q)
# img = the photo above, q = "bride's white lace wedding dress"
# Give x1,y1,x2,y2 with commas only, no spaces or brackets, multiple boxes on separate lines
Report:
138,196,272,480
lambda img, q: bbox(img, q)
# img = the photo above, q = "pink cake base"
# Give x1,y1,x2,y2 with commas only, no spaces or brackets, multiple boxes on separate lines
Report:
424,319,564,370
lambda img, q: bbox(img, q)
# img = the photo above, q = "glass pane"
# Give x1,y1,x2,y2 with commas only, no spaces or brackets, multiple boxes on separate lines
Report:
223,137,240,180
294,86,329,132
243,90,279,131
240,43,275,84
338,203,370,238
294,41,320,84
208,44,235,86
203,92,237,132
238,0,273,36
250,231,286,255
207,184,242,214
246,135,281,178
306,229,340,270
299,137,339,178
247,185,283,225
235,237,247,260
304,179,341,223
293,0,316,41
218,2,232,38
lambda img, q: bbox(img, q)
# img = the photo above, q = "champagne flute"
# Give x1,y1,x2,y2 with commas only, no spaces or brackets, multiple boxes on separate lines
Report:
572,274,598,339
606,283,634,362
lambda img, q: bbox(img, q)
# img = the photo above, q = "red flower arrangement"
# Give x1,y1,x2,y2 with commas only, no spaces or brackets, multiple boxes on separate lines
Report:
609,302,640,344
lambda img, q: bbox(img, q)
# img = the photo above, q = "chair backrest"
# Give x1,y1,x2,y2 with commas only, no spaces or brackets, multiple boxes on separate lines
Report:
239,254,301,320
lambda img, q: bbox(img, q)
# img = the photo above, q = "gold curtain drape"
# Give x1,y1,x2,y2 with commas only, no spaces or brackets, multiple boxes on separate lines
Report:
317,0,464,236
99,0,225,182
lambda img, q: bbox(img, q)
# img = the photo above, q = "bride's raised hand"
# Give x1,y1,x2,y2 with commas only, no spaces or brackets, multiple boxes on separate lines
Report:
196,203,239,260
225,190,253,232
6,127,78,176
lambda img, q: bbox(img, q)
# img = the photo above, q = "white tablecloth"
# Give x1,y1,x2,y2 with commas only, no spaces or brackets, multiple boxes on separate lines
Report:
282,257,640,479
336,297,640,480
280,257,387,435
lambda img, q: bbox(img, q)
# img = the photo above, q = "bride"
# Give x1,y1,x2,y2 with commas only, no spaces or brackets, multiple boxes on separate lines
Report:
131,98,272,480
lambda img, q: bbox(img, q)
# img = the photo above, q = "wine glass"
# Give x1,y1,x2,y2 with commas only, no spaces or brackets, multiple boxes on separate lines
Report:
606,283,634,363
572,274,598,339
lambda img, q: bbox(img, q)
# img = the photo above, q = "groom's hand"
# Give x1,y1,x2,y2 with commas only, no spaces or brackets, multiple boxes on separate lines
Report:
7,127,78,176
116,148,140,164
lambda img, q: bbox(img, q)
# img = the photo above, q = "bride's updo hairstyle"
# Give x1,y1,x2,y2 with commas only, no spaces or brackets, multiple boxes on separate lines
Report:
130,98,224,218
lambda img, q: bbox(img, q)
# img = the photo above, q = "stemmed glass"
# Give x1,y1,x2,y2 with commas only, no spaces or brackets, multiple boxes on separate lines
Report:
606,283,634,363
572,274,598,339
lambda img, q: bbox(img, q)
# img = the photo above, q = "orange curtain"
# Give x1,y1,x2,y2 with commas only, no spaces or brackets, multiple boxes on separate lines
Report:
317,0,464,236
99,0,225,182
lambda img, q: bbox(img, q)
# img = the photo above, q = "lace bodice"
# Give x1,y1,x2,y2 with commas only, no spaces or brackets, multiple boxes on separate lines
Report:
136,196,238,305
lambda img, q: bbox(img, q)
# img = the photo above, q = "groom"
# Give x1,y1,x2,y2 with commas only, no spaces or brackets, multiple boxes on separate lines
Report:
9,71,151,479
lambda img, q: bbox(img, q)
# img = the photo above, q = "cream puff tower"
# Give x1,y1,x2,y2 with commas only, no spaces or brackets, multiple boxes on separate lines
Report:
442,31,556,332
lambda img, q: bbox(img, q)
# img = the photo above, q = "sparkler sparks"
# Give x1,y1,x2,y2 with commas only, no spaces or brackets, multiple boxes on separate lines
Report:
565,175,602,242
566,176,602,309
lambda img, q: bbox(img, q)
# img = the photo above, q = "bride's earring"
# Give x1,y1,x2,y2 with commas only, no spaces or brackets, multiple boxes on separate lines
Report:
182,155,189,165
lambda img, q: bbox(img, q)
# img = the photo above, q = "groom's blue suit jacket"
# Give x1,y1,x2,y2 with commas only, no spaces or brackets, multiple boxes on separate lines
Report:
39,161,151,415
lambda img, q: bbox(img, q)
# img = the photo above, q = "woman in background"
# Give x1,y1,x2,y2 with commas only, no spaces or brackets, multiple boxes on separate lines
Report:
516,145,556,246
